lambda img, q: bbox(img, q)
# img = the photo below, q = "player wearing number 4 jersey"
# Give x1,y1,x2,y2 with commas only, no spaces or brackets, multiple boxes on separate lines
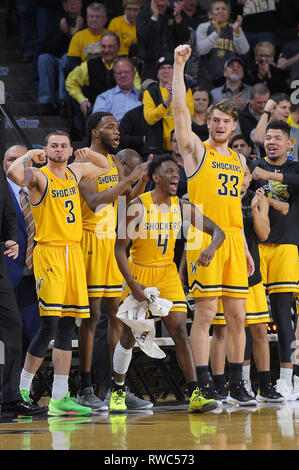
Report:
110,154,225,413
173,44,256,406
7,131,111,416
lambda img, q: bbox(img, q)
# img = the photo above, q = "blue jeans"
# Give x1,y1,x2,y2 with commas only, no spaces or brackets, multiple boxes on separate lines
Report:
38,53,68,104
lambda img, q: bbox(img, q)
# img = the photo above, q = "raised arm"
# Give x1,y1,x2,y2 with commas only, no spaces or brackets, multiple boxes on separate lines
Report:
251,188,270,242
69,147,111,181
79,155,150,212
172,44,205,176
7,149,48,204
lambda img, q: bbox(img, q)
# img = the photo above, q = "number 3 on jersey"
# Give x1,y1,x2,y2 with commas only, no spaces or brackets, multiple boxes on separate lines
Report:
157,233,169,255
217,173,239,197
65,199,76,223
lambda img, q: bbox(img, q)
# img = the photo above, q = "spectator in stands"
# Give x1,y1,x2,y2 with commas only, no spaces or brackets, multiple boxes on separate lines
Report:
181,0,207,31
230,133,254,158
66,2,108,73
119,79,154,158
277,39,299,86
246,41,290,95
235,0,280,48
210,56,251,111
2,145,40,362
38,0,85,116
142,57,194,156
236,83,270,139
136,0,190,80
108,0,143,57
93,57,141,122
66,31,119,119
195,0,249,87
16,0,61,63
287,103,299,129
252,93,299,161
191,85,210,141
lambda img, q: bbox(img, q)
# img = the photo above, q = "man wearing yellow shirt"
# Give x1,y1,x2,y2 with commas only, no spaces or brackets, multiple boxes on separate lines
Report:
108,0,143,57
143,57,194,156
66,31,120,118
66,2,108,72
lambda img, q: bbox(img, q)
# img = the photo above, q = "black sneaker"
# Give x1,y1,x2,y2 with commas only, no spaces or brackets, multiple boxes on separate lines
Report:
215,382,229,402
198,381,222,405
227,381,257,406
1,400,48,418
256,383,285,403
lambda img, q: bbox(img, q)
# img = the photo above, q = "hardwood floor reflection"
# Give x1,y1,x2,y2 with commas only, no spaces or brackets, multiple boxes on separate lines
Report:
1,401,299,451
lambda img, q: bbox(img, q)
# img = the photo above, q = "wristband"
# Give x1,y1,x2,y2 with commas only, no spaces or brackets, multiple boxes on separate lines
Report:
263,110,271,119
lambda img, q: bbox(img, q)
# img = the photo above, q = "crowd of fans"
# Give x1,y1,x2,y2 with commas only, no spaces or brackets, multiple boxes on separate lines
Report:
2,0,299,412
13,0,299,155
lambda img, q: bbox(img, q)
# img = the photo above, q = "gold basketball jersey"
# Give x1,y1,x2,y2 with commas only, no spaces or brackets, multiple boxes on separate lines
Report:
31,166,82,245
187,142,244,229
80,154,119,236
130,191,182,266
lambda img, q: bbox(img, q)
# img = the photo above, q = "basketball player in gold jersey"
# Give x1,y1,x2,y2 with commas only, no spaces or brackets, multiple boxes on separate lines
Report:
7,130,111,416
173,44,256,405
77,112,153,411
110,154,225,413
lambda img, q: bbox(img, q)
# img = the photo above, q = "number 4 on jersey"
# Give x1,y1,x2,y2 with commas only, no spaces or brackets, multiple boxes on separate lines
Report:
157,233,169,255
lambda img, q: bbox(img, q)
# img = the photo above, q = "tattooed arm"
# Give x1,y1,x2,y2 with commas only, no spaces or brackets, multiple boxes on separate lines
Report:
7,149,48,204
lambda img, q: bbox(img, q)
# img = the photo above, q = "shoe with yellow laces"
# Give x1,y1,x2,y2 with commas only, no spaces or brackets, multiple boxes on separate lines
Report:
189,388,218,413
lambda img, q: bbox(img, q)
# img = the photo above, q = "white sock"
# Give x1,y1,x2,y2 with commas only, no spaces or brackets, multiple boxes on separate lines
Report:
52,374,69,401
20,369,35,391
113,342,133,375
242,365,251,383
280,368,293,386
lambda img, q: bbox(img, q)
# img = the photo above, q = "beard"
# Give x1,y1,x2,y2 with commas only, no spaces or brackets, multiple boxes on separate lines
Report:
47,154,68,164
101,134,119,154
228,73,242,82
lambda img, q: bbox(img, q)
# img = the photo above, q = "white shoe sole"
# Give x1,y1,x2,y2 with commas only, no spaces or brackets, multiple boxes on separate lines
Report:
256,394,285,403
226,396,257,406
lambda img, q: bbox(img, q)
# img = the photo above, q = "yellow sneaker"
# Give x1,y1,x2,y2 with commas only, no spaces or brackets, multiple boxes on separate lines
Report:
109,389,127,414
189,388,218,413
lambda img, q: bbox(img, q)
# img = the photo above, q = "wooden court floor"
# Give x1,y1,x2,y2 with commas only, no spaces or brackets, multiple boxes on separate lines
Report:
1,399,299,452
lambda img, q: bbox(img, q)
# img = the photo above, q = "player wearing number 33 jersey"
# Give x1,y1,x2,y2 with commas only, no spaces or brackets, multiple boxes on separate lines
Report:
187,141,249,298
31,166,90,318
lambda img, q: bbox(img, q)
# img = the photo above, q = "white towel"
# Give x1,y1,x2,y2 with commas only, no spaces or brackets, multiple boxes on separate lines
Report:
116,287,172,359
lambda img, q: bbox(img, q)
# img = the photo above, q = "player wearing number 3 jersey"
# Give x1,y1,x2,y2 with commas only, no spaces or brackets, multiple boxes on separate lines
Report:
7,131,111,416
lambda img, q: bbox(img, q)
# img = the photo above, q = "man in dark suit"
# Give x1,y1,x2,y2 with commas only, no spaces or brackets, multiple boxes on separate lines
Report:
3,145,40,361
0,154,44,417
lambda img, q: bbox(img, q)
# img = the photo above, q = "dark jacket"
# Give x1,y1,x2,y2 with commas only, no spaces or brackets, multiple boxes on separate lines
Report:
43,12,85,59
142,83,165,155
238,103,260,140
119,105,148,157
84,58,116,104
0,168,18,277
245,62,289,95
136,6,190,63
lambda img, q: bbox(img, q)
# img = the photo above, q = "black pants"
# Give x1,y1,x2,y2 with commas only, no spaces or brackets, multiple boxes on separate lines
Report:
0,275,23,404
